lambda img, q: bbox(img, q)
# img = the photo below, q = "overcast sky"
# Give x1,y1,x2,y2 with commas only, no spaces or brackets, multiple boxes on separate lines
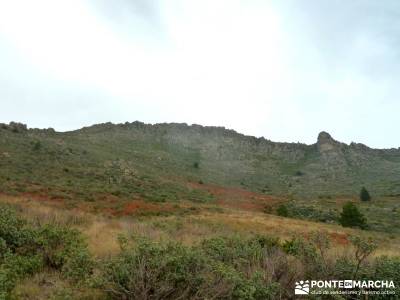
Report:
1,0,399,148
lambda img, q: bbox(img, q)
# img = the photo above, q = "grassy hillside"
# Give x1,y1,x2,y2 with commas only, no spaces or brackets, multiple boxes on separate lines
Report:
1,121,400,202
1,121,400,298
1,194,399,299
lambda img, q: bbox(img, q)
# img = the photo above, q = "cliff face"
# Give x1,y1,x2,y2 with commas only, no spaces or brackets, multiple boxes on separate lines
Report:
1,121,400,198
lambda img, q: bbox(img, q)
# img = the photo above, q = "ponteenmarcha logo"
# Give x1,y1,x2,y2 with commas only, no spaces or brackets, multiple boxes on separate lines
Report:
295,280,310,295
295,280,396,296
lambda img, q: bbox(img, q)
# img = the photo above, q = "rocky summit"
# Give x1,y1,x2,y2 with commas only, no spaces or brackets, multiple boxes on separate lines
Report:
1,121,400,199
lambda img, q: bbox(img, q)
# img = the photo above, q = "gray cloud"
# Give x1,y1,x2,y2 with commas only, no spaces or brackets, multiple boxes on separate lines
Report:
88,0,164,37
1,0,400,148
277,0,400,75
91,0,160,20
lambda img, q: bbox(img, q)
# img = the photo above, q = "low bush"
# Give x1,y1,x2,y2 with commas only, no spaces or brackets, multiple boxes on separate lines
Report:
35,224,93,281
276,202,338,223
95,232,399,299
97,238,222,299
0,204,93,298
373,256,400,297
276,204,289,217
96,236,283,299
1,204,399,299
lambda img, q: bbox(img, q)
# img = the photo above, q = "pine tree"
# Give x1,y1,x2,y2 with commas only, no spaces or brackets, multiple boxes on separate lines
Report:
360,187,371,202
339,202,367,229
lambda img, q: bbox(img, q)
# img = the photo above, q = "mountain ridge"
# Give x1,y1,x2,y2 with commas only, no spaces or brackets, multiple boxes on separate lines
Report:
1,121,400,199
4,120,400,150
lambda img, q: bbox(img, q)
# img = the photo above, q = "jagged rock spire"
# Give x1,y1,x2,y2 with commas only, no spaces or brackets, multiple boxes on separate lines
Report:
317,131,334,144
317,131,339,153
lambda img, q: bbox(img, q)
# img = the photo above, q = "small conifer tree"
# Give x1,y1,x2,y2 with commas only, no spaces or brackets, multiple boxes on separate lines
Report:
360,187,371,201
339,202,367,229
277,204,289,217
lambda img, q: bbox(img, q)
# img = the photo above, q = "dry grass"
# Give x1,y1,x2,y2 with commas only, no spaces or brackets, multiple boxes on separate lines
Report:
80,209,400,257
0,194,89,227
1,193,398,300
82,218,123,257
1,194,399,258
11,270,104,300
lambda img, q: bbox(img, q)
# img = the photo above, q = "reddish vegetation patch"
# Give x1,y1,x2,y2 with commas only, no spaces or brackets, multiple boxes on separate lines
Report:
102,207,119,216
302,232,349,246
21,192,65,205
11,180,285,216
120,200,173,216
188,182,281,212
329,232,349,245
97,194,120,203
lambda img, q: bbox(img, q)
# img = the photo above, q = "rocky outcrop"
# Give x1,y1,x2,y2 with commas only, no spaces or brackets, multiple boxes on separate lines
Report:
317,131,342,152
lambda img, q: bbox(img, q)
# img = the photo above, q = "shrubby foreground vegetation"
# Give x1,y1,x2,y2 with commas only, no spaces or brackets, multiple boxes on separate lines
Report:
1,121,399,298
0,205,92,299
1,203,399,299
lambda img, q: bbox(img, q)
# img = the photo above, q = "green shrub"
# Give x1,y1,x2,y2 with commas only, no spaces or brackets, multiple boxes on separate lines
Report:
62,249,93,283
276,204,289,217
98,238,210,299
282,232,340,279
201,236,283,298
0,239,7,258
349,236,377,280
96,234,389,299
254,235,280,250
333,255,358,279
0,205,40,297
285,203,338,223
97,236,280,299
0,268,15,300
201,236,263,266
373,256,400,297
0,205,93,298
339,202,367,229
0,206,34,251
332,236,377,282
35,224,93,282
360,187,371,201
0,253,43,298
32,140,41,151
2,253,43,278
36,225,78,269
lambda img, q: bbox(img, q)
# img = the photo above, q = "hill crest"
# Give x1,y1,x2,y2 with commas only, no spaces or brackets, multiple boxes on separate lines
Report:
1,120,400,198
